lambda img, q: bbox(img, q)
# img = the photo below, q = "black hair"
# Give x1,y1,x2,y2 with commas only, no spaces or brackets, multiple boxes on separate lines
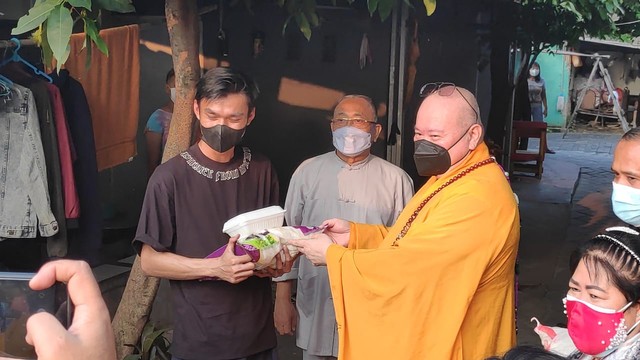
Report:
569,227,640,303
195,67,260,111
486,346,567,360
530,62,542,82
621,127,640,142
166,68,175,84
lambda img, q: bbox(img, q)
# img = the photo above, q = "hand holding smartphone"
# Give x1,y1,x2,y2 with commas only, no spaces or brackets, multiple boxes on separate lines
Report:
0,260,116,360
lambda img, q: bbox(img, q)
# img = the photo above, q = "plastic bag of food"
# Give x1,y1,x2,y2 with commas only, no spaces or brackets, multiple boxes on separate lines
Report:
206,225,325,270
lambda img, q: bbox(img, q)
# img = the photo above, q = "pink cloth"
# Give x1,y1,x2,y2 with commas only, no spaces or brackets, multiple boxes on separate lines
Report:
46,83,80,220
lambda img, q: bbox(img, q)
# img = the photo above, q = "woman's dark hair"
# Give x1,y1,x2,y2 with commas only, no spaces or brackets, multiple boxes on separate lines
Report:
195,67,260,110
569,227,640,303
165,68,175,84
486,345,567,360
530,62,542,82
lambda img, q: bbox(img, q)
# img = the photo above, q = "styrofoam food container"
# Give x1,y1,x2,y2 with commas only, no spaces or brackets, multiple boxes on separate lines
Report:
223,206,286,238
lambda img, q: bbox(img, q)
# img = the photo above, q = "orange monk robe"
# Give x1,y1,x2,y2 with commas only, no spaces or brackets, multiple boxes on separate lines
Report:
326,143,520,360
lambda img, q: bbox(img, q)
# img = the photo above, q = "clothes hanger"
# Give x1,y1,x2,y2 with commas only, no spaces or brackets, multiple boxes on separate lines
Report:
0,74,12,97
0,38,53,83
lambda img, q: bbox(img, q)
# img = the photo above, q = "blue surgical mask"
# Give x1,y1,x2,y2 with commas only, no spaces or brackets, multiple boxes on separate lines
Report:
332,126,372,156
612,182,640,226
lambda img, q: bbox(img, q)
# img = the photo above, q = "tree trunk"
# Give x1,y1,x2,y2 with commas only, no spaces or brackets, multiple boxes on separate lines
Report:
112,1,201,357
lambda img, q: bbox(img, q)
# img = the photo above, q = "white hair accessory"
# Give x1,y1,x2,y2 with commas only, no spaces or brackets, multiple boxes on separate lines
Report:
606,226,640,236
595,234,640,264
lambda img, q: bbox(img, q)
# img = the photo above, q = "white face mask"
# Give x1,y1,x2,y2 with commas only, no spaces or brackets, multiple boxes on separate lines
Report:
529,68,540,77
332,126,372,156
170,88,176,103
612,182,640,226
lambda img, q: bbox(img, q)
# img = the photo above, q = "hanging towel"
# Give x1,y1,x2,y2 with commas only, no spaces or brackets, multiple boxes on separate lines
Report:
64,24,140,171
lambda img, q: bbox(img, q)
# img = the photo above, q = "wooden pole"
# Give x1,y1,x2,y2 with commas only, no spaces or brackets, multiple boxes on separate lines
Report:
111,1,201,357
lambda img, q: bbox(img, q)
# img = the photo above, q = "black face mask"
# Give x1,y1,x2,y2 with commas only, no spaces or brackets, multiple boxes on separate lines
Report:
413,126,472,177
201,124,245,153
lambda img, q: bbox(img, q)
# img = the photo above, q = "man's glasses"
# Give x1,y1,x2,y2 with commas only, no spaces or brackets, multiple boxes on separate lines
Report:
331,118,376,128
419,82,479,123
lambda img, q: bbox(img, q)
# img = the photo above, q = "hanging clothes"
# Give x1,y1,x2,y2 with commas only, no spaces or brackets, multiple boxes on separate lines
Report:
50,69,102,266
0,83,59,239
0,63,68,257
64,24,140,171
46,83,80,222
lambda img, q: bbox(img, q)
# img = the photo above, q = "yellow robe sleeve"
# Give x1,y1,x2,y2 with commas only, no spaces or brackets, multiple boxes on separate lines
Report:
347,222,389,250
327,176,519,360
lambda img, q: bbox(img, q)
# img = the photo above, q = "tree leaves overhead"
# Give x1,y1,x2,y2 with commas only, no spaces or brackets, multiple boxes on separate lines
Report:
423,0,436,16
277,0,414,39
94,0,135,13
47,4,73,72
67,0,91,9
11,0,61,35
11,0,135,72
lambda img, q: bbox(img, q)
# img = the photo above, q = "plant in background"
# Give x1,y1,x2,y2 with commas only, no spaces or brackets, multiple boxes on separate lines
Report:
10,0,135,71
123,322,172,360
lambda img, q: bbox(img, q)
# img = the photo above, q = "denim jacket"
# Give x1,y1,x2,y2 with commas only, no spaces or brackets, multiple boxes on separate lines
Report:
0,84,59,238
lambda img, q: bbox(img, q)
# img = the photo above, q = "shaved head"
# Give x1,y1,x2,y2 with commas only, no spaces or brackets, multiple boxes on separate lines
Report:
418,85,483,134
413,85,485,175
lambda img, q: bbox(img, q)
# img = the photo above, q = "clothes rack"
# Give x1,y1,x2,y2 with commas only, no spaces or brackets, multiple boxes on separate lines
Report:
0,38,36,49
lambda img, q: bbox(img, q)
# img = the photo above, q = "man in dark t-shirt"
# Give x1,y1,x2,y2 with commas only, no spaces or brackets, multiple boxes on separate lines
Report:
134,67,293,360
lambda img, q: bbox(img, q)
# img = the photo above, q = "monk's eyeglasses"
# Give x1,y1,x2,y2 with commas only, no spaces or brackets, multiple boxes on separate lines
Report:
419,82,479,123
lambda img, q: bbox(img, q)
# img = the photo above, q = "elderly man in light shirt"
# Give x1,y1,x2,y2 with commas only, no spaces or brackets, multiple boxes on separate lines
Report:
273,94,414,360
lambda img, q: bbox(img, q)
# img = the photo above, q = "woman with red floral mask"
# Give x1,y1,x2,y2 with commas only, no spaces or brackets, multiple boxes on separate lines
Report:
563,226,640,359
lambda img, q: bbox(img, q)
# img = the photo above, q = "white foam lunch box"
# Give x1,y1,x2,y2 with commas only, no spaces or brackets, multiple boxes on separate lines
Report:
222,206,286,238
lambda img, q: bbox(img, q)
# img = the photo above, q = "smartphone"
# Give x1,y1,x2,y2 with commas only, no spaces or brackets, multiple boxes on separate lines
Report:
0,272,69,359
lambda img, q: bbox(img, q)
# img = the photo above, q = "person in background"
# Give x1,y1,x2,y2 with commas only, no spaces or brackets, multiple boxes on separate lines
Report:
288,83,520,359
273,95,414,359
528,62,555,154
611,127,640,228
145,68,175,177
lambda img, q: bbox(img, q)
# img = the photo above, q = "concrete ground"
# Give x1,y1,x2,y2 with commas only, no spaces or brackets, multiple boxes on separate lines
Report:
513,131,623,346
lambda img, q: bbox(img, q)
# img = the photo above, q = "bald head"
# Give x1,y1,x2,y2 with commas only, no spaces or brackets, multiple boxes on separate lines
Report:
418,85,482,132
413,85,484,174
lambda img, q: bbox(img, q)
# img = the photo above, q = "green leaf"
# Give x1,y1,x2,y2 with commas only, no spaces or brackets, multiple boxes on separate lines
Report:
67,0,92,9
122,355,141,360
423,0,436,16
295,13,312,41
47,4,73,71
93,0,135,13
11,0,61,35
282,15,293,36
40,23,54,70
368,0,380,16
85,18,109,56
378,0,394,21
277,0,286,7
303,0,319,27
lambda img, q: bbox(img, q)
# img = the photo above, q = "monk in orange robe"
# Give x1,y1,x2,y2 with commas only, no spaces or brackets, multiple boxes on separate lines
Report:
289,84,520,360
